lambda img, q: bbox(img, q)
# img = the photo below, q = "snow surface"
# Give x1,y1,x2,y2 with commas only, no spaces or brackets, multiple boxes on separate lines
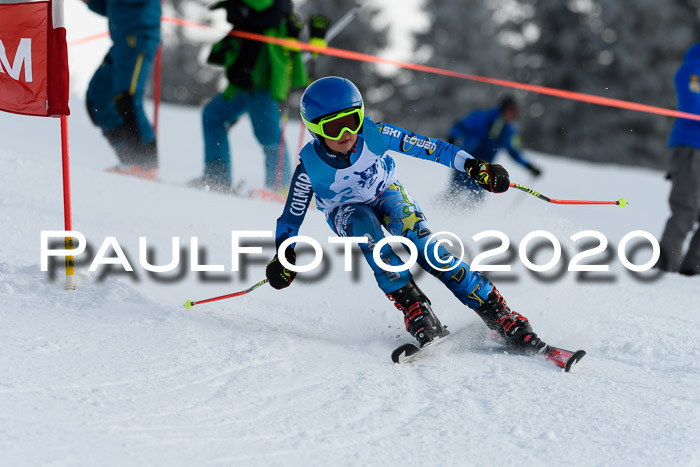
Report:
1,99,699,467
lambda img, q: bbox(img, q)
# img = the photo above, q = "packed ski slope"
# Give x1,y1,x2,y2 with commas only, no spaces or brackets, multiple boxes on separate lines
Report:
1,102,699,466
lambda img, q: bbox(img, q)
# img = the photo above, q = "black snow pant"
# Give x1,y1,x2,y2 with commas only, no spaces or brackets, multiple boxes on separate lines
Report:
659,146,700,275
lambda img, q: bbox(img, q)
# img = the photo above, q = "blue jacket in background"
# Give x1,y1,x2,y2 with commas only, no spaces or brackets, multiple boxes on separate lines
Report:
669,43,700,150
87,0,161,40
448,107,528,167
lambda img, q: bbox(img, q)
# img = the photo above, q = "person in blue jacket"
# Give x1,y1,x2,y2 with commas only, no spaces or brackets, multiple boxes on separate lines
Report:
447,97,542,201
264,76,553,353
84,0,161,180
658,43,700,276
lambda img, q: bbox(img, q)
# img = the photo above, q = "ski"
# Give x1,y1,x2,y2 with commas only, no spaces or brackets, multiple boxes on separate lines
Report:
494,344,586,372
392,334,586,372
107,168,257,199
391,329,450,364
544,346,586,372
105,165,158,181
248,187,288,203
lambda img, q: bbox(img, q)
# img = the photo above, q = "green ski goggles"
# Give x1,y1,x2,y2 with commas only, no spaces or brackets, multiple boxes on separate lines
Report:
302,105,364,140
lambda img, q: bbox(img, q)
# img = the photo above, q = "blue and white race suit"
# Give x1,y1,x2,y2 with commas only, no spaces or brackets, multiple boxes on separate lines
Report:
274,117,493,307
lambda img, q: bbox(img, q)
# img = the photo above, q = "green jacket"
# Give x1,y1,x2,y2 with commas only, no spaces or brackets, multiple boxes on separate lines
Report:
208,0,308,102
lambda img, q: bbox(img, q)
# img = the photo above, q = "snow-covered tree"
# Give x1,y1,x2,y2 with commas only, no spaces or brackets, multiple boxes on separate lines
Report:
515,0,700,168
386,0,521,137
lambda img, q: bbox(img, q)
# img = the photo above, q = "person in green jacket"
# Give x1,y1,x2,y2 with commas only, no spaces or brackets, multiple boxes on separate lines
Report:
193,0,322,193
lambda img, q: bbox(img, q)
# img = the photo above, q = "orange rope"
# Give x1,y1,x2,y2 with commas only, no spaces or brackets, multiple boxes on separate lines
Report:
68,16,700,122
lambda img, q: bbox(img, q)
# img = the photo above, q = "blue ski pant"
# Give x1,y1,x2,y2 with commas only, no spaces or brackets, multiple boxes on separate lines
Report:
86,35,159,144
327,181,492,309
202,90,291,189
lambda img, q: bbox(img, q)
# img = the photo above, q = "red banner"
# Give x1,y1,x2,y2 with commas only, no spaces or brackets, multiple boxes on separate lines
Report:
0,0,69,117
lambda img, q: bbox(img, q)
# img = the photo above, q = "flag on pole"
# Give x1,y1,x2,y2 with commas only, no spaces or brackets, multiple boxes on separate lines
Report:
0,0,69,117
0,0,73,289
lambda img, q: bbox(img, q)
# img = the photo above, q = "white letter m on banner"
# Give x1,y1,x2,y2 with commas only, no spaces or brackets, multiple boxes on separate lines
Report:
0,38,32,82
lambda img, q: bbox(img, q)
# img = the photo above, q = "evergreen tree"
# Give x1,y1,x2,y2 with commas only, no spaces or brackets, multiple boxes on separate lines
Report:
158,0,223,106
383,0,699,169
387,0,520,137
508,0,700,168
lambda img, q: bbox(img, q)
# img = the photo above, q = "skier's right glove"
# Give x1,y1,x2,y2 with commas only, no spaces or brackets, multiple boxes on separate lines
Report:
266,248,297,290
309,14,330,40
464,158,510,193
308,14,330,56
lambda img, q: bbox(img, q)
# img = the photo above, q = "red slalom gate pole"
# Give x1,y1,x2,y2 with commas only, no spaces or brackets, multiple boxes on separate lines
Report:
275,109,288,190
60,115,76,290
509,183,628,207
184,279,269,308
295,120,307,164
153,44,163,137
153,0,165,136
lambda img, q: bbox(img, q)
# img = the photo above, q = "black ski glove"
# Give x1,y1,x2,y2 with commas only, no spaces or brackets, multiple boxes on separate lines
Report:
464,158,510,193
525,163,542,177
286,13,303,39
308,14,330,57
266,248,296,290
309,14,330,40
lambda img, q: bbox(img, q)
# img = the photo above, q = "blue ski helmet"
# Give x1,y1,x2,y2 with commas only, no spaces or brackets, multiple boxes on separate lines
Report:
300,76,364,141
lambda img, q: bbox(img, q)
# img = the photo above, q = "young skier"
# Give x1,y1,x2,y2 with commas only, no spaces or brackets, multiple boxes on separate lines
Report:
265,76,546,353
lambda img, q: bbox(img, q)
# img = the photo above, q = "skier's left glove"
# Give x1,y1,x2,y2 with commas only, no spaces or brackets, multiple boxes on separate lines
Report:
464,158,510,193
287,13,303,38
284,13,304,52
266,248,297,290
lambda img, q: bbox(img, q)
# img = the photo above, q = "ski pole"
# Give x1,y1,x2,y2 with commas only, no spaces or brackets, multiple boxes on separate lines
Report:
509,183,628,207
275,102,290,190
184,279,269,308
301,3,361,64
295,4,363,158
281,4,363,178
